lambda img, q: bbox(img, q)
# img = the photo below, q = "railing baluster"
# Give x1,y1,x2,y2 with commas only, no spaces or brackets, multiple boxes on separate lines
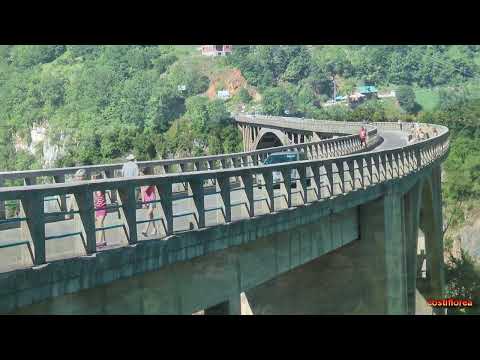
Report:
156,180,173,235
337,161,345,194
415,147,422,168
312,164,322,200
297,165,308,204
325,162,334,196
118,185,138,244
24,177,36,186
189,178,205,228
0,178,5,220
21,192,45,265
104,170,118,204
262,171,275,212
374,154,381,182
242,155,248,167
53,175,68,212
367,156,373,186
240,174,254,217
217,176,231,222
280,168,292,208
357,158,365,189
74,190,96,254
347,160,355,191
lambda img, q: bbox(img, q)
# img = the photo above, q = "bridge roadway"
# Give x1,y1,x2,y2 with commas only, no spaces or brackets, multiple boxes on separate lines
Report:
0,127,408,272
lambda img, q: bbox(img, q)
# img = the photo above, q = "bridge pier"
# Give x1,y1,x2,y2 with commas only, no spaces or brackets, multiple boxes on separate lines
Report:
245,185,422,315
418,166,445,315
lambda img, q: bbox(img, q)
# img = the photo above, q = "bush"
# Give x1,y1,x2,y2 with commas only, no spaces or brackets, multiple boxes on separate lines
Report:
396,85,419,114
237,88,252,103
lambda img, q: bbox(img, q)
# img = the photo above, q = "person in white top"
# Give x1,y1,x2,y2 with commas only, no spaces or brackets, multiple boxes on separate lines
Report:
122,153,141,205
122,154,139,177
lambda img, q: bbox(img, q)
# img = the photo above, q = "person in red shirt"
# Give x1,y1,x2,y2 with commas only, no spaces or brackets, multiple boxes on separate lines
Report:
359,127,367,147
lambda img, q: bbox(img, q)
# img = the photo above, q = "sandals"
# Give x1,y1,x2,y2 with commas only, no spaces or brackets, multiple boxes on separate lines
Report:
96,241,107,248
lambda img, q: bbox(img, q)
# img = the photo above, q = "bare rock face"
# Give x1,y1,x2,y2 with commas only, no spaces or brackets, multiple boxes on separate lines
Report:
14,123,67,168
205,68,259,101
457,216,480,259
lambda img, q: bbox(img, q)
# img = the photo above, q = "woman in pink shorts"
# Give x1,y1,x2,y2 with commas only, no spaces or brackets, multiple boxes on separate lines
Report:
141,168,158,237
93,173,108,248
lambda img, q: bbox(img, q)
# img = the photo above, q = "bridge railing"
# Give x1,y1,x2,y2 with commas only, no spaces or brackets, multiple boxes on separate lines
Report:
0,124,448,271
236,114,379,134
0,119,380,225
0,119,377,184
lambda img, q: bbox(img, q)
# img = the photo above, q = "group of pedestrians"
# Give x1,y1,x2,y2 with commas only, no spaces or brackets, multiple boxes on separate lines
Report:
407,123,438,143
69,153,158,249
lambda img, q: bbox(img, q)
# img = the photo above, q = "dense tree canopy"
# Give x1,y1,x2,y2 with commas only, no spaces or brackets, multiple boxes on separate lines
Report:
396,86,418,113
0,45,241,169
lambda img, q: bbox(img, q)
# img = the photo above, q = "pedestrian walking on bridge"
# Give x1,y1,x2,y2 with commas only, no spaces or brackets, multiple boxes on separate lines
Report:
359,126,367,147
122,154,139,177
93,173,108,248
122,153,141,205
140,168,158,237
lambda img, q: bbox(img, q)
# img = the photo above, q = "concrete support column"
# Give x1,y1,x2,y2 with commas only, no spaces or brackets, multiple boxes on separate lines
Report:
204,295,241,315
383,187,408,314
404,182,421,314
421,167,445,315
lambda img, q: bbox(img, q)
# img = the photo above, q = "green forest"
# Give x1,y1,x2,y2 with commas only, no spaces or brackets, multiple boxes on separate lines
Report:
1,45,480,311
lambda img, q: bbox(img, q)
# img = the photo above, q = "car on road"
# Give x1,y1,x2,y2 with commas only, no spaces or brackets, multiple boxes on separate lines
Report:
256,151,311,189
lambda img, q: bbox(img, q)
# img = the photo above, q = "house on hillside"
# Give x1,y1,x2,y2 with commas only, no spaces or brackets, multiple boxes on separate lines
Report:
347,93,366,108
358,85,378,99
378,90,396,99
201,45,232,56
217,90,230,100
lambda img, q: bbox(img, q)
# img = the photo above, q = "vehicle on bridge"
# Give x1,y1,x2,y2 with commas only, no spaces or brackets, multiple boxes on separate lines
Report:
257,151,310,189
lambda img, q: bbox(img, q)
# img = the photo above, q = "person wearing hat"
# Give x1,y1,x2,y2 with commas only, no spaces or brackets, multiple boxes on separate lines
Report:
122,153,141,206
122,154,139,177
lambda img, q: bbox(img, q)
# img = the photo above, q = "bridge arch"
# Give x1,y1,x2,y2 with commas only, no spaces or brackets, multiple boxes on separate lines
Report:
252,128,289,150
408,168,445,314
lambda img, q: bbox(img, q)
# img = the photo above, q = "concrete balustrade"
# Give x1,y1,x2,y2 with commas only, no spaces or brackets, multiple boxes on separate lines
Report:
0,118,382,238
0,124,448,271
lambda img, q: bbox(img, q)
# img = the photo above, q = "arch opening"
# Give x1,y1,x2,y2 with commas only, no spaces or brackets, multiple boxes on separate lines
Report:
256,132,284,150
414,175,446,314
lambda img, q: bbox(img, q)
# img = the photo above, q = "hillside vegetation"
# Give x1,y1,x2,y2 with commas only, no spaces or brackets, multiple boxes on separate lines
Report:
0,45,242,171
1,44,480,313
1,45,480,232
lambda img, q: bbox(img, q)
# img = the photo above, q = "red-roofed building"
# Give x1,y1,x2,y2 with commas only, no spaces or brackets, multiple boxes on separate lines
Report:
201,45,232,56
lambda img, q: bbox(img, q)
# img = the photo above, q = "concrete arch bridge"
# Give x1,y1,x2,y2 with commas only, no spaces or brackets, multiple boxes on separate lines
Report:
0,115,449,315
